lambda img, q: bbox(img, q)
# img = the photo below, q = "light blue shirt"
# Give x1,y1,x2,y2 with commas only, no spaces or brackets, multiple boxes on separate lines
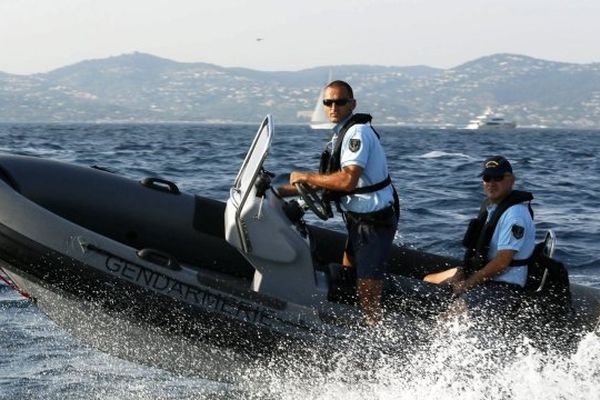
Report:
330,115,394,213
487,202,536,287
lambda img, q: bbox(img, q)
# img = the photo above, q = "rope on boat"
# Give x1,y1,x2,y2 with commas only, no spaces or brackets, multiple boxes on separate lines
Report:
0,267,32,299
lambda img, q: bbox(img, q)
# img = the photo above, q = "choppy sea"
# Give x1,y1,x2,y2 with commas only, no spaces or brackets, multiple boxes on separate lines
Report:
0,122,599,399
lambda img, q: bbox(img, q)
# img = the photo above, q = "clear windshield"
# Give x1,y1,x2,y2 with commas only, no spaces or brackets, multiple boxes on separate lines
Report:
232,115,273,199
227,115,273,253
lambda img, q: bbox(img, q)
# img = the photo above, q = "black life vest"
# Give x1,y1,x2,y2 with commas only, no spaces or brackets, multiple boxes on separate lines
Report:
318,113,399,220
462,190,534,275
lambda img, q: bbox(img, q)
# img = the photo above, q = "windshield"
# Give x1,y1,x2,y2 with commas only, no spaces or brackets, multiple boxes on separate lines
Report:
232,115,273,199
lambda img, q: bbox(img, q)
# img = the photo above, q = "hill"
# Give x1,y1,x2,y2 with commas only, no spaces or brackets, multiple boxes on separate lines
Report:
1,52,599,128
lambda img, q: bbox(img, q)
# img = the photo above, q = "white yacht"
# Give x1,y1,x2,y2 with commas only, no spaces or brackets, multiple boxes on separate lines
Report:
465,108,517,129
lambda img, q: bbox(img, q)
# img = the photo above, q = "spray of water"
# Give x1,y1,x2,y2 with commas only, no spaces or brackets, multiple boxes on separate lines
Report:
231,315,600,400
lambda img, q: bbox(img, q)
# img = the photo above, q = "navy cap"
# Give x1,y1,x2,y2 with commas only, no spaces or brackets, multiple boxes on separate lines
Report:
479,156,513,177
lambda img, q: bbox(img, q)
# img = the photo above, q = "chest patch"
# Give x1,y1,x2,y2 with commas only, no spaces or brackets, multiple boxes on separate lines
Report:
349,139,361,152
511,224,525,239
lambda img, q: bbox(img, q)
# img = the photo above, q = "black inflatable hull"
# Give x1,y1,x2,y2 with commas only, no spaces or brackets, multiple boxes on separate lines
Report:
0,154,598,376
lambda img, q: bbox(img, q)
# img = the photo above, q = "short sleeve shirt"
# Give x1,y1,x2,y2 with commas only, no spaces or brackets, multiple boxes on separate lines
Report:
331,117,394,213
487,203,536,286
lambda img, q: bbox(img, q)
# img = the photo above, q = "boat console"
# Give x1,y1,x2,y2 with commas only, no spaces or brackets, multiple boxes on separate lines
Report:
224,116,330,306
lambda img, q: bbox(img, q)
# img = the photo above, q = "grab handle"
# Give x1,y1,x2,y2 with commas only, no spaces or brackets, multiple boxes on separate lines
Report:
136,248,180,270
140,177,180,194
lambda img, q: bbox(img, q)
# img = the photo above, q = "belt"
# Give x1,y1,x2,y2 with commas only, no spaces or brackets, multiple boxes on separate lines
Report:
345,205,396,226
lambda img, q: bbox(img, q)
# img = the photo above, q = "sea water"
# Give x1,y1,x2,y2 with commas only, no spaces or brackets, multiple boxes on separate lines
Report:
0,123,599,399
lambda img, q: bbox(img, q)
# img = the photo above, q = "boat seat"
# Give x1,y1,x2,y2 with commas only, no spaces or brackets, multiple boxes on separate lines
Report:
528,230,557,293
522,229,571,318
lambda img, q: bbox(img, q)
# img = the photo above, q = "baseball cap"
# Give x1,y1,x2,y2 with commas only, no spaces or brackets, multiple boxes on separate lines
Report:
479,156,513,177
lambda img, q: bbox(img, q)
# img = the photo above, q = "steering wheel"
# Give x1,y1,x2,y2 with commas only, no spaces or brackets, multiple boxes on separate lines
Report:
294,182,331,220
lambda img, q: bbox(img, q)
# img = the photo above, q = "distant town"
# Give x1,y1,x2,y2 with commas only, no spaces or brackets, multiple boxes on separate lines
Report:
1,52,599,129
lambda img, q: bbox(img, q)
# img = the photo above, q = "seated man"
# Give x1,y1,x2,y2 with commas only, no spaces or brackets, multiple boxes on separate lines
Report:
424,156,536,315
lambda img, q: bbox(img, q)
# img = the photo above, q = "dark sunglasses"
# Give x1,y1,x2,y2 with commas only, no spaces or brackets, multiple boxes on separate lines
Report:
482,175,506,183
323,98,351,107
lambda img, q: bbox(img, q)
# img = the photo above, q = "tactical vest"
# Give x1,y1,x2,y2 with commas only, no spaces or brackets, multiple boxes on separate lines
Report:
462,190,534,275
318,113,399,220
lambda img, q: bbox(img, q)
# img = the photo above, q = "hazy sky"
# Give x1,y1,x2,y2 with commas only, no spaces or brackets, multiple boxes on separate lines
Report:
1,0,599,75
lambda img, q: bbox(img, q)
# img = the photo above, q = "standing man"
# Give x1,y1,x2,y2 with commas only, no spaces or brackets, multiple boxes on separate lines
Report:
425,156,536,315
282,80,398,326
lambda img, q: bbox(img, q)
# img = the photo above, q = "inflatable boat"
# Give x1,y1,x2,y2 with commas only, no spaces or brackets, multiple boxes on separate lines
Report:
0,116,598,377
